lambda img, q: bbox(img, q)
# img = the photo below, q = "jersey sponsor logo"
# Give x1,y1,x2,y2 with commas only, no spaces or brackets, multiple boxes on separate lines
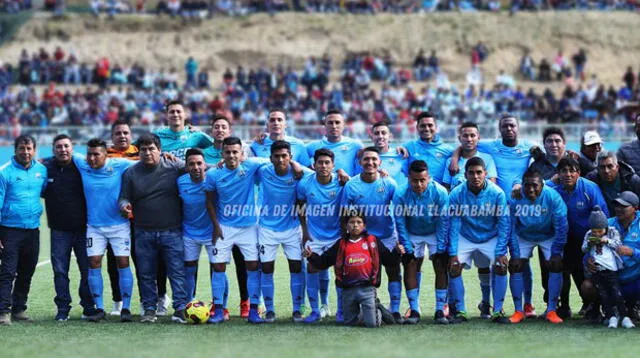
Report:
576,201,585,210
346,253,368,266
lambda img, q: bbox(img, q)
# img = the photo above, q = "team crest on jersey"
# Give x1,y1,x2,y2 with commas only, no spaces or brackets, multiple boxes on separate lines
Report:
377,186,385,194
35,173,42,178
576,201,585,210
371,242,376,248
633,232,639,239
238,170,247,178
362,243,368,250
341,145,349,151
436,153,443,158
286,178,295,185
106,166,114,174
180,135,188,142
328,190,337,198
387,158,395,164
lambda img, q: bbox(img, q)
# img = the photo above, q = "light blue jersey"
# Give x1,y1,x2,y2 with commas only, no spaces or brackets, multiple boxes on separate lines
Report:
0,158,47,229
442,151,497,189
341,175,397,239
393,180,449,254
509,185,568,257
478,139,533,194
75,157,134,227
202,146,222,165
154,128,214,160
306,137,363,176
609,212,640,284
356,148,409,189
204,158,268,228
256,165,312,231
178,172,213,241
448,180,510,257
296,173,343,242
404,135,454,184
251,136,311,167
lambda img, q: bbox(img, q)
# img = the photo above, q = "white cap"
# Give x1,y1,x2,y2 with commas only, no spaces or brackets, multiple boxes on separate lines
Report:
583,131,602,146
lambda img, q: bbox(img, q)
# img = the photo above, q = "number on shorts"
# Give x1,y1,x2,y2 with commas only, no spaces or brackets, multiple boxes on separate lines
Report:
87,238,93,248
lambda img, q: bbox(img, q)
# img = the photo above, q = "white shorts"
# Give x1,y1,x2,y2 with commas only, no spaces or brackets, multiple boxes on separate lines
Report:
183,237,216,263
305,236,339,256
214,224,258,264
408,233,437,259
456,235,497,270
86,222,131,257
259,226,302,262
517,237,555,261
379,231,399,252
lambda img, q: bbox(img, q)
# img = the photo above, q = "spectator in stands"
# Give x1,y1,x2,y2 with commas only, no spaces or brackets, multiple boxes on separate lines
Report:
185,57,198,88
520,51,536,80
539,59,552,81
427,49,439,74
623,67,635,90
572,48,587,82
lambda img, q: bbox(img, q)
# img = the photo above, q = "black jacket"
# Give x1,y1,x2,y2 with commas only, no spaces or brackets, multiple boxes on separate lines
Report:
586,161,640,215
42,158,87,231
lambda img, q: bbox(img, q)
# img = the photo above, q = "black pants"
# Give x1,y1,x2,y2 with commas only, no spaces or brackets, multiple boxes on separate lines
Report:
0,227,39,314
561,238,586,307
593,270,627,318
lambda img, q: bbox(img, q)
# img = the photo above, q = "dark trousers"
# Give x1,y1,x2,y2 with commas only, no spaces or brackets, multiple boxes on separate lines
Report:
593,270,627,318
0,227,39,314
232,245,248,301
51,229,94,313
561,238,586,306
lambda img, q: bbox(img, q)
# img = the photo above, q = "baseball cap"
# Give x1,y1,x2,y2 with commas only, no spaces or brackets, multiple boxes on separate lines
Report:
583,131,602,146
614,191,639,207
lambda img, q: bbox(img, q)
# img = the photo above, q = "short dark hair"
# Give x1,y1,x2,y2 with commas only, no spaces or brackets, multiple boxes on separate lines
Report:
498,113,518,126
371,121,391,132
522,168,543,183
409,160,429,174
543,127,566,143
165,99,184,112
557,157,580,172
323,110,343,124
185,148,204,162
14,135,36,150
362,146,381,156
270,140,291,155
313,148,334,163
268,108,287,117
416,111,436,125
111,120,130,135
465,156,486,171
53,134,72,146
223,136,242,148
211,114,232,127
87,138,107,150
138,133,161,150
459,121,479,133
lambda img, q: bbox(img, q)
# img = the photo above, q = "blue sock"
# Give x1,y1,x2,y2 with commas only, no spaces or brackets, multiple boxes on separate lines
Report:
492,273,508,314
319,269,330,305
306,272,320,314
447,280,455,305
479,272,491,304
223,274,229,309
211,271,226,306
118,267,133,310
88,268,104,310
261,272,275,312
291,272,304,312
417,271,422,297
299,261,307,307
336,286,343,313
449,276,466,313
524,262,533,305
389,281,402,313
247,270,261,306
406,288,419,312
185,266,197,302
548,272,563,312
435,289,447,312
510,272,524,313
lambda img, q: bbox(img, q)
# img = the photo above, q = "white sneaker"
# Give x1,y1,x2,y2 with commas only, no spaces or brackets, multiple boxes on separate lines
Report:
621,317,635,329
110,301,123,316
156,294,171,317
320,304,331,318
608,316,619,328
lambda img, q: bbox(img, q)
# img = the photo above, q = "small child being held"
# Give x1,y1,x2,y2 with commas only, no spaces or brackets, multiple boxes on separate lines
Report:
582,205,634,329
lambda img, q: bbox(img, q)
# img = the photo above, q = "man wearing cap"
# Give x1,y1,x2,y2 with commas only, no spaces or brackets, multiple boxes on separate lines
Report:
618,114,640,174
578,131,603,177
586,151,640,214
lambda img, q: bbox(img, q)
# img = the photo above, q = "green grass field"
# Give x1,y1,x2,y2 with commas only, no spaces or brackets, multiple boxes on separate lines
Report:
0,215,637,358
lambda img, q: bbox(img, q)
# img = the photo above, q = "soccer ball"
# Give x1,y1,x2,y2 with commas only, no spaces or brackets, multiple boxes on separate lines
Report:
185,300,210,324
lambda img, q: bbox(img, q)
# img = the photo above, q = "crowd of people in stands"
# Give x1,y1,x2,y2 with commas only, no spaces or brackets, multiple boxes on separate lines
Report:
0,0,31,13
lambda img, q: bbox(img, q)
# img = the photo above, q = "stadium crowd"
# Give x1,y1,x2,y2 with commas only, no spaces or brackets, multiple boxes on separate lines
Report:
1,104,640,328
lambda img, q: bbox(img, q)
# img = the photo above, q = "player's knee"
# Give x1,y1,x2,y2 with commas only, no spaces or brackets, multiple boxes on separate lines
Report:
508,259,523,274
493,264,507,276
213,263,226,273
449,265,462,278
581,279,597,297
289,260,302,273
89,256,102,269
184,261,198,267
477,267,490,274
261,262,275,274
547,258,563,272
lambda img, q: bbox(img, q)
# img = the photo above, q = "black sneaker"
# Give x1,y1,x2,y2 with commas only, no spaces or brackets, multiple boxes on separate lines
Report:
120,309,132,323
557,305,572,320
450,311,468,324
171,309,187,324
434,310,449,325
376,299,395,325
404,310,420,325
55,311,69,322
292,311,303,323
491,312,511,324
584,304,603,324
392,312,404,324
140,309,157,323
478,301,492,320
85,309,106,322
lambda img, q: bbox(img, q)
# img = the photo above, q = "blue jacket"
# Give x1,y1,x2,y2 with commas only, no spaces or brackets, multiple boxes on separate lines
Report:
509,185,568,257
393,180,449,254
0,158,48,229
609,212,640,284
448,180,510,257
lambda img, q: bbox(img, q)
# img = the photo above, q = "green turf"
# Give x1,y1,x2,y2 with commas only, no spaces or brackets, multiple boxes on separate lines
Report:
0,215,637,358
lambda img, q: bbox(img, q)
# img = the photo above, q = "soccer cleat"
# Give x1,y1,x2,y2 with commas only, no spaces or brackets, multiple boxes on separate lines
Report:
85,309,106,322
443,304,450,318
492,312,511,324
556,305,572,320
320,304,331,318
434,310,449,325
621,317,635,329
303,311,322,324
11,310,32,321
120,309,132,323
264,311,276,323
240,299,250,319
404,310,420,325
403,308,411,319
55,312,69,322
140,309,157,323
450,311,468,324
248,308,265,324
545,310,563,324
608,316,619,329
509,311,525,324
392,312,404,324
292,311,304,323
478,301,492,320
223,308,230,321
524,303,537,318
376,299,395,325
110,301,123,316
171,309,187,324
0,313,12,325
208,309,225,324
335,310,344,324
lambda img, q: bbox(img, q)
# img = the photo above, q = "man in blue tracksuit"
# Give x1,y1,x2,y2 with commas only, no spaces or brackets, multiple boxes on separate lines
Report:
0,135,48,325
547,157,608,319
447,157,510,324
